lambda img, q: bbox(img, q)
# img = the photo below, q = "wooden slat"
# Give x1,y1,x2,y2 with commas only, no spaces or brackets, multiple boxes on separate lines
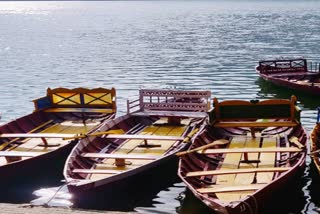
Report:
82,153,159,160
215,136,246,201
44,108,114,113
0,132,174,140
90,124,161,180
73,169,122,174
214,121,298,128
0,133,74,138
0,151,45,157
104,134,184,141
132,110,208,118
197,184,266,194
198,147,302,154
0,120,54,150
257,137,277,183
235,136,260,187
186,167,290,177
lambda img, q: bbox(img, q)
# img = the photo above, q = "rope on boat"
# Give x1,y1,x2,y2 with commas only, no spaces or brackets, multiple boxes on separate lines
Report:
239,200,254,214
230,194,259,214
248,195,259,214
42,182,70,207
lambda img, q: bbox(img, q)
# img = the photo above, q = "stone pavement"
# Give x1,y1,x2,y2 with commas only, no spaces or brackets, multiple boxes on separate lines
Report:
0,203,138,214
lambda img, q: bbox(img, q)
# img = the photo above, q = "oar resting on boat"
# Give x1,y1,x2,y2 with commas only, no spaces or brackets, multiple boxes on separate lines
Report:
176,138,229,156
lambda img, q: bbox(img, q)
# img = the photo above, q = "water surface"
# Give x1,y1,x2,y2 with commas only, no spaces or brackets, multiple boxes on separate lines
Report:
1,1,320,213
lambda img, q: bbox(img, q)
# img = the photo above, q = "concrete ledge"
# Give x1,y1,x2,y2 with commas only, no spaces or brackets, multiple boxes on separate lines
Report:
0,203,137,214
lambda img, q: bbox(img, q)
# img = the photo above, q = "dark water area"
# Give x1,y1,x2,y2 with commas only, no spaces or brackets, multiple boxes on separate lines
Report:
1,0,320,213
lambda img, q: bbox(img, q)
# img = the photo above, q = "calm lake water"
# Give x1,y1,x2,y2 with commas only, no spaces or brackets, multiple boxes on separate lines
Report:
1,0,320,213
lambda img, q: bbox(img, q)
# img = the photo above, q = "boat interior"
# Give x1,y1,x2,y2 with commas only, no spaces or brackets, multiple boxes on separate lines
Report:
69,116,197,181
179,96,306,203
66,89,212,181
0,87,116,165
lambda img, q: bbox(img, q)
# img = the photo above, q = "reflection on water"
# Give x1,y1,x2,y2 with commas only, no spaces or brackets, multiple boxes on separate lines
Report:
256,78,320,110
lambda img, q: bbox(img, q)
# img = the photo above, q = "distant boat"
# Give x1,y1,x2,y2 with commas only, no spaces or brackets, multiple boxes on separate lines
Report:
256,57,320,95
178,95,307,214
0,87,116,187
63,89,211,208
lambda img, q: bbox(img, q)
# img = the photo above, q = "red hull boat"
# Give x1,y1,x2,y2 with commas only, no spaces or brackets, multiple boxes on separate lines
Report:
0,87,116,187
63,89,211,209
310,107,320,174
178,96,307,214
256,57,320,95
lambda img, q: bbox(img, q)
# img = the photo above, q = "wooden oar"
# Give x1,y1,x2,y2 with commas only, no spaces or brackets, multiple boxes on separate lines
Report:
176,139,229,156
309,148,320,156
62,129,125,140
289,136,305,149
182,128,199,144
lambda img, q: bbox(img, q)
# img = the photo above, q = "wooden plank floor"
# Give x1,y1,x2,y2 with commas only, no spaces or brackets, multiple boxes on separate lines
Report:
256,136,277,183
90,118,190,180
8,121,100,160
214,135,278,202
215,136,246,202
236,135,260,199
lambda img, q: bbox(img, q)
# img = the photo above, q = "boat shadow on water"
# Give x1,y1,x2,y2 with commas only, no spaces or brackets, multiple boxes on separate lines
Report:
0,164,65,204
3,158,183,211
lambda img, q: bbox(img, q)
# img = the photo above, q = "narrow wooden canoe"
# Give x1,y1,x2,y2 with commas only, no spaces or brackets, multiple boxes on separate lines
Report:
256,57,320,95
310,107,320,173
63,89,211,209
0,87,116,187
178,95,307,214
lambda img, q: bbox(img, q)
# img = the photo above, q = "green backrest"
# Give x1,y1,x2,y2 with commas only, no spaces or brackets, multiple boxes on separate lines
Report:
209,96,300,124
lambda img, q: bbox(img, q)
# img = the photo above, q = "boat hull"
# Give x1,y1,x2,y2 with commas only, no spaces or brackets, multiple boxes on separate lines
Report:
259,73,320,95
64,89,212,209
179,126,306,214
179,96,307,214
68,154,182,210
0,140,77,201
310,123,320,173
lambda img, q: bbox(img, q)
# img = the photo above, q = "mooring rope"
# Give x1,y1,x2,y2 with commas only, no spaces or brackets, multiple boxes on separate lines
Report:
42,181,71,207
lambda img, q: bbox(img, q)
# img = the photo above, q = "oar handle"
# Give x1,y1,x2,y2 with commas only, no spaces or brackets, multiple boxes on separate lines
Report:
62,129,125,140
182,128,199,144
63,134,87,140
309,149,320,155
177,139,229,156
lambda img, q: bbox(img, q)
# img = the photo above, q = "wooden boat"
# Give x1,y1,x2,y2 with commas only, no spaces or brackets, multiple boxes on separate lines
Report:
310,108,320,174
63,89,211,209
256,57,320,95
0,87,116,187
178,95,307,214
